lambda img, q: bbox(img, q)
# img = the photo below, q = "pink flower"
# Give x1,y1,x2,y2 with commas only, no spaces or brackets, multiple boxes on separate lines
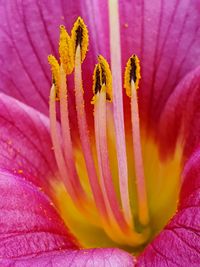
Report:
0,0,200,266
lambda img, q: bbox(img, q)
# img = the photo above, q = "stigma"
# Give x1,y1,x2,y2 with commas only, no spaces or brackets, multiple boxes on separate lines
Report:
48,17,149,247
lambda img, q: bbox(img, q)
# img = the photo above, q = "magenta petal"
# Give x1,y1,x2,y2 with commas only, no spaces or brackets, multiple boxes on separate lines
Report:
137,151,200,266
0,170,78,259
137,208,200,266
0,0,108,116
0,248,134,266
157,66,200,160
119,0,200,129
0,92,58,191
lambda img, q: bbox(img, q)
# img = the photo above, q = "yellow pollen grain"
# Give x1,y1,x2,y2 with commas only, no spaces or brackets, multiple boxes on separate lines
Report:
124,54,141,97
7,140,12,145
59,25,74,74
71,17,89,62
48,55,60,99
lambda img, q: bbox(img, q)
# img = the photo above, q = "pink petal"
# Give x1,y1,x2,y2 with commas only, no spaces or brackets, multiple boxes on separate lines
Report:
157,66,200,160
0,170,79,259
0,0,108,117
0,248,134,267
0,92,57,192
137,150,200,266
119,0,200,130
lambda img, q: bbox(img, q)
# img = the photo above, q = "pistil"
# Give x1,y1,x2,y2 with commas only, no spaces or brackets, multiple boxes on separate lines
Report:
108,0,132,226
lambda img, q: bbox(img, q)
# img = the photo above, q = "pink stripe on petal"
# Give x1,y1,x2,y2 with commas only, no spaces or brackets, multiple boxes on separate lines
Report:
0,170,79,259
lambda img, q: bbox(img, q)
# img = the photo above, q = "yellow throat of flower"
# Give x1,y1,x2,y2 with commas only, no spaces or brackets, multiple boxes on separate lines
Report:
47,13,182,253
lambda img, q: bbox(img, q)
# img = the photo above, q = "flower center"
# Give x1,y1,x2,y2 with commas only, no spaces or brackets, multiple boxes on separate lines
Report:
48,5,182,252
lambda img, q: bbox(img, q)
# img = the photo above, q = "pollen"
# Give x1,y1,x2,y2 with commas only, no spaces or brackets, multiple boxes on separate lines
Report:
92,55,112,103
71,17,89,62
124,54,141,97
48,55,60,99
59,25,74,74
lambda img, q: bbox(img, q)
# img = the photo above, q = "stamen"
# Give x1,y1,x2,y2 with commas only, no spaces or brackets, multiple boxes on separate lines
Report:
92,58,149,246
48,17,150,247
72,20,108,221
124,55,149,225
124,55,141,96
93,58,129,233
59,64,88,204
58,26,89,205
108,0,132,225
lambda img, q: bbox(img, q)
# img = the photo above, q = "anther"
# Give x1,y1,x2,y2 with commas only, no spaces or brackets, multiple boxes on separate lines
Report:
48,55,60,99
59,25,74,74
98,55,112,101
71,17,89,62
124,55,149,226
92,56,112,103
124,54,141,97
